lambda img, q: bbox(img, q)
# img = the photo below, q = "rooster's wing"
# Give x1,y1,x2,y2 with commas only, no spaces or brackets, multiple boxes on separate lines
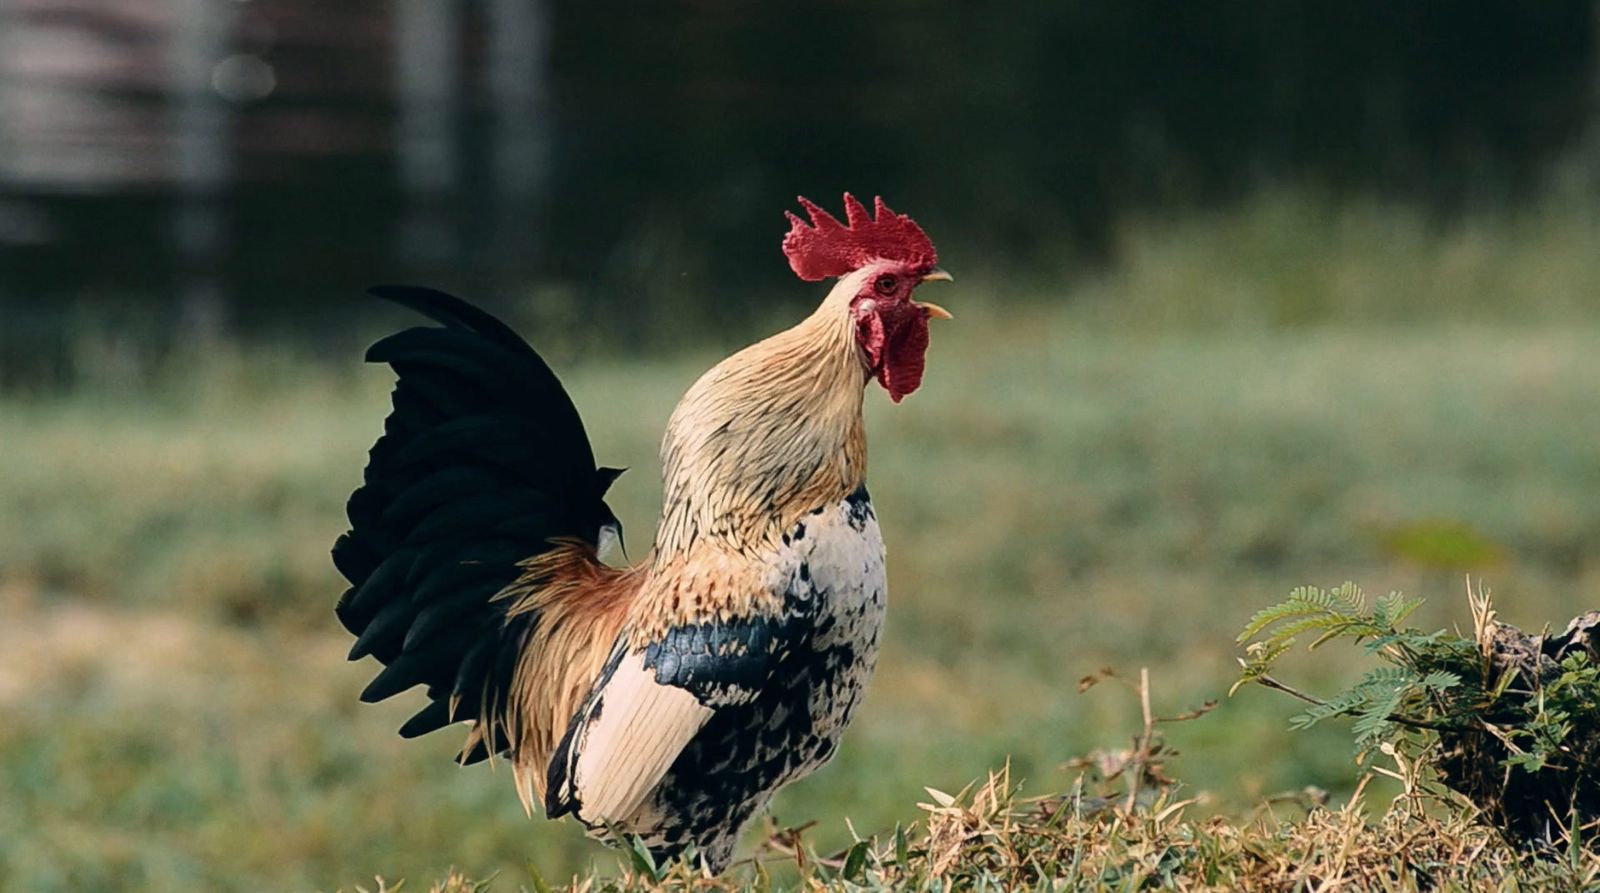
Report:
543,610,796,826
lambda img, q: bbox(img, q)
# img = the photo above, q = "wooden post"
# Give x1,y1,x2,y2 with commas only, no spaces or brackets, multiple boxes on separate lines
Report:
1591,0,1600,197
485,0,551,292
168,0,236,344
394,0,462,271
0,0,12,189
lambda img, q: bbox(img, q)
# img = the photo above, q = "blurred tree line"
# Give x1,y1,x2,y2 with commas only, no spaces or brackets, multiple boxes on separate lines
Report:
0,0,1594,372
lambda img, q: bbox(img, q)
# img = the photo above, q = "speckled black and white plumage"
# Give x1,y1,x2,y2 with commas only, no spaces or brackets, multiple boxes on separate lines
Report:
547,486,887,871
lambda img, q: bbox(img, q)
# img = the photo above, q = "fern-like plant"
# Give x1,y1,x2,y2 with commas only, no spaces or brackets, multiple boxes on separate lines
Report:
1235,582,1600,854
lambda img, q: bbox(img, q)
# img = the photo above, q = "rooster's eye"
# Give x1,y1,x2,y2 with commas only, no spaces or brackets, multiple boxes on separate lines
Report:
875,275,898,294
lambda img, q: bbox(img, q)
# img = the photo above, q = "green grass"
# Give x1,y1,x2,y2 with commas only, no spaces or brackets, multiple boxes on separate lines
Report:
3,191,1600,891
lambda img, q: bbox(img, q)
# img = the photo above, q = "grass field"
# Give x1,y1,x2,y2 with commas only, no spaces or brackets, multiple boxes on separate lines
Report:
2,192,1599,891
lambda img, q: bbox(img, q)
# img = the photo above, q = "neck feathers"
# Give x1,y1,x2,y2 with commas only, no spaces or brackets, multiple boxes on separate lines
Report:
654,277,870,558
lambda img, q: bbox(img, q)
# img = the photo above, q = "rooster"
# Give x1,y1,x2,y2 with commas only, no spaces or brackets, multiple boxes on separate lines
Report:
333,194,951,871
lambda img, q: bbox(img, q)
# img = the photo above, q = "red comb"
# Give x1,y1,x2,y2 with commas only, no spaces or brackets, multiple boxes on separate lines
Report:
782,194,937,281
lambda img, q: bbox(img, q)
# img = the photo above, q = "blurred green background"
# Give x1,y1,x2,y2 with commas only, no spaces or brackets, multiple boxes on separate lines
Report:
2,3,1599,891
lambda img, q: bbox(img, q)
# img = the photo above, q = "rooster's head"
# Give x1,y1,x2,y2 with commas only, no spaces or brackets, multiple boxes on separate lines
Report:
783,194,951,403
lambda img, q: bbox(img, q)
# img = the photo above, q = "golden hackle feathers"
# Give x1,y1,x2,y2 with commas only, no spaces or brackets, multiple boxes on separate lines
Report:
633,269,877,636
653,269,871,558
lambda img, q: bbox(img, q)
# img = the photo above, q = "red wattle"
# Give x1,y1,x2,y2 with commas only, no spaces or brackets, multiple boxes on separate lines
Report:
878,316,929,403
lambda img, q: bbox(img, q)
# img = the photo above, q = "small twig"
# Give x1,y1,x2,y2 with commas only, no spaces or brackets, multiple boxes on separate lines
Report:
1125,667,1155,812
1253,674,1462,732
1156,699,1219,724
1254,673,1327,707
765,821,831,871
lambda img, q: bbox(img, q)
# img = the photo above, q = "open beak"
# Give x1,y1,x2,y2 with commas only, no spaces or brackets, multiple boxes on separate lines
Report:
917,268,954,319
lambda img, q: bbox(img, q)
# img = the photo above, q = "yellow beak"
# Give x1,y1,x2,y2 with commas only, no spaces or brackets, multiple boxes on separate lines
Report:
918,269,953,319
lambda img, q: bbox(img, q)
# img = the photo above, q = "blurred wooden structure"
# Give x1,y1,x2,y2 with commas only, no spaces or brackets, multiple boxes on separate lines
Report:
0,0,396,191
0,0,549,328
